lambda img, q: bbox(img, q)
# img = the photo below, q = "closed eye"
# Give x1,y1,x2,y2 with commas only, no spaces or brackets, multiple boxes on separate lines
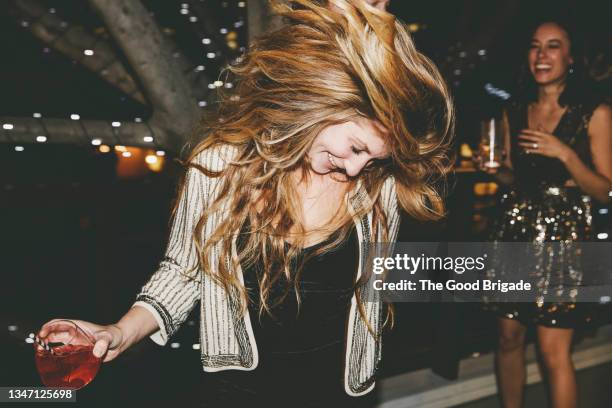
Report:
351,146,365,155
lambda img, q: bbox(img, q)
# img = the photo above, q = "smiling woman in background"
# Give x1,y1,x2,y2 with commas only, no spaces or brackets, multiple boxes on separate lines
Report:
484,19,611,408
37,1,453,406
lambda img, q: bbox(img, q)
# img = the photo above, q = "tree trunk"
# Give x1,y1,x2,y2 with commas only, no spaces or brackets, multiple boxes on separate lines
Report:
88,0,200,150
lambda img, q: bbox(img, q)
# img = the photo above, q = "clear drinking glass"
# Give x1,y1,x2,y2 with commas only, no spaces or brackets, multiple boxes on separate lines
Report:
34,320,102,389
478,118,503,169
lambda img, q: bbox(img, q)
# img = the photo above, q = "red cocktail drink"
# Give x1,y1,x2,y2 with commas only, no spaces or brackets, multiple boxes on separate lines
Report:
34,320,102,389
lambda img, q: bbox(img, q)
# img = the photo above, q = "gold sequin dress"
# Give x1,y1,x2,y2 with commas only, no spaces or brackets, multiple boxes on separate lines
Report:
486,97,603,328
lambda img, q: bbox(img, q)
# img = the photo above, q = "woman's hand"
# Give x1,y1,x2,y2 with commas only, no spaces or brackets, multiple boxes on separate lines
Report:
38,319,125,362
518,128,573,161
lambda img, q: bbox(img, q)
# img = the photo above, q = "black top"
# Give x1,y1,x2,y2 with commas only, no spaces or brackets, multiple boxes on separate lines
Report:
506,97,603,195
202,219,364,406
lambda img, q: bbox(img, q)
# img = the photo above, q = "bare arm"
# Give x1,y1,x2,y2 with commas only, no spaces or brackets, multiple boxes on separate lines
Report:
560,104,612,203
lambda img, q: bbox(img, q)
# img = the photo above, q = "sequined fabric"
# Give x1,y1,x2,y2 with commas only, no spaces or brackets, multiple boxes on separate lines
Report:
486,187,594,328
485,96,603,328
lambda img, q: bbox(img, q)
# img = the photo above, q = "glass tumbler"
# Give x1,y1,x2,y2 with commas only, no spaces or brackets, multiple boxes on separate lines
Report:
34,320,102,389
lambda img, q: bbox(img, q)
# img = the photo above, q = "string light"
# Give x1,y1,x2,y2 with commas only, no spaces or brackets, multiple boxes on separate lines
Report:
91,138,102,146
202,38,211,45
238,2,246,7
206,52,215,58
84,49,94,56
122,151,132,158
198,101,208,107
36,136,47,143
3,124,14,130
208,83,215,89
115,145,126,152
180,9,189,15
156,150,165,157
145,155,158,164
597,233,609,240
111,121,121,127
220,28,228,34
599,209,609,215
70,114,80,120
478,49,487,56
33,113,42,118
134,117,142,123
195,65,205,72
15,146,24,152
143,136,154,143
213,80,223,87
99,145,111,153
189,16,198,23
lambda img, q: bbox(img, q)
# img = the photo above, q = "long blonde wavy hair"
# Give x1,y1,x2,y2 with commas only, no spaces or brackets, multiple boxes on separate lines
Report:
177,0,454,327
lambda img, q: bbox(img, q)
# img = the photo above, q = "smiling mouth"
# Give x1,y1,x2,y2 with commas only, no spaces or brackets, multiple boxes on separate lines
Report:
327,152,339,169
535,63,552,73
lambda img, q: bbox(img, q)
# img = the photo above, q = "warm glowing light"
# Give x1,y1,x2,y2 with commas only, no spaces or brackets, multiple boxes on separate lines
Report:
473,182,498,196
214,80,223,87
99,145,111,153
36,136,47,143
408,23,419,32
115,145,127,152
156,150,165,157
122,151,132,158
460,143,473,158
145,155,158,164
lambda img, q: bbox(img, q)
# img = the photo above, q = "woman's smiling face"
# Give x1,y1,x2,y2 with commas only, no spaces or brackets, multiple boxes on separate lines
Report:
308,117,390,177
528,22,574,86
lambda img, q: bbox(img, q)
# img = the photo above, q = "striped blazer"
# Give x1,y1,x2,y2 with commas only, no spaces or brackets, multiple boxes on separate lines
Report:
133,143,401,396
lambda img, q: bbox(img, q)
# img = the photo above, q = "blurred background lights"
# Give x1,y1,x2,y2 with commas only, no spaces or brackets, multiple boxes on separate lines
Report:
143,136,153,143
99,145,111,153
70,114,80,120
36,135,47,143
91,138,102,146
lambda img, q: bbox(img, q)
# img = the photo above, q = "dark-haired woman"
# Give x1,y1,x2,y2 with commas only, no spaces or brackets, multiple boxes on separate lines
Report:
484,21,611,408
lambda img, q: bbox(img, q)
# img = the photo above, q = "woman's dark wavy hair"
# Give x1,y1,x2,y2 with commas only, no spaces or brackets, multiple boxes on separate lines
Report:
516,18,598,106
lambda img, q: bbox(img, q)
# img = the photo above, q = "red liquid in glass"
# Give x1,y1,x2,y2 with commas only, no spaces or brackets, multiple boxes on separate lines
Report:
35,344,102,389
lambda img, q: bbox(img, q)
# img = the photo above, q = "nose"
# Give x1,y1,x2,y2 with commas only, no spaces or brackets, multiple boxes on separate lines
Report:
344,156,371,177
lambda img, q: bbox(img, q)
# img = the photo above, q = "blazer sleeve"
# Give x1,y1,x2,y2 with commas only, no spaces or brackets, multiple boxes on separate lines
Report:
132,145,233,346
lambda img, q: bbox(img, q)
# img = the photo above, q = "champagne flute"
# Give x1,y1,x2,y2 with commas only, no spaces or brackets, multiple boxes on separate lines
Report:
478,118,503,169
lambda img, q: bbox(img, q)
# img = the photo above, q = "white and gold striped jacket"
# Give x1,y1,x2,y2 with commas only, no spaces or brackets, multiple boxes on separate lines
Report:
133,143,400,396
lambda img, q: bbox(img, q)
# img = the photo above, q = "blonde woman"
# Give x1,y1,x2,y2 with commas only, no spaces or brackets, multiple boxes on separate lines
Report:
38,1,453,406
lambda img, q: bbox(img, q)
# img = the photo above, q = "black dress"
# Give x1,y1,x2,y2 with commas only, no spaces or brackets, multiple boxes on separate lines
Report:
197,219,377,408
485,97,603,328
